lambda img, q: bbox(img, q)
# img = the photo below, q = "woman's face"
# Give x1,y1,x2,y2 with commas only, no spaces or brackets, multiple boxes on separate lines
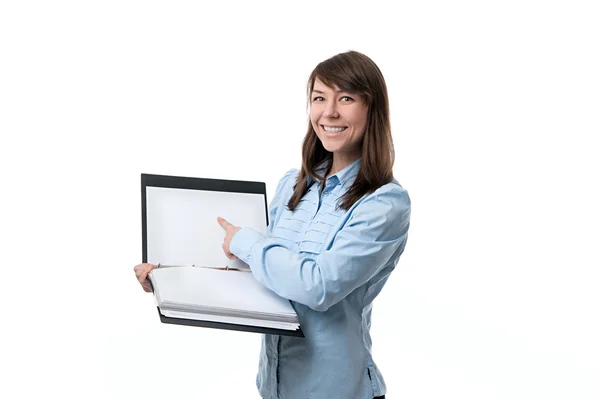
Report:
310,78,368,160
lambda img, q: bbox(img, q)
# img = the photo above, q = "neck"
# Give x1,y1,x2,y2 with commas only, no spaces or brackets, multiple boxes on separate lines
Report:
328,151,360,177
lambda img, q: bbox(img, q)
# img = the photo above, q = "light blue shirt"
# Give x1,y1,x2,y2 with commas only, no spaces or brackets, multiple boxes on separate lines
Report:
230,158,411,399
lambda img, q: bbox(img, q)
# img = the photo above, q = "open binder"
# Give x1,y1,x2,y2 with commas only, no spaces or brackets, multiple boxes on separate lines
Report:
141,173,304,337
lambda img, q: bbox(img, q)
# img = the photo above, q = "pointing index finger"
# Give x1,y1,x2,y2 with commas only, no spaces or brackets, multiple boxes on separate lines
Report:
217,216,230,229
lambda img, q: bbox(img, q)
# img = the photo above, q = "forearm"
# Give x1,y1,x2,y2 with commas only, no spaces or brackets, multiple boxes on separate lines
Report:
230,227,330,310
230,227,401,311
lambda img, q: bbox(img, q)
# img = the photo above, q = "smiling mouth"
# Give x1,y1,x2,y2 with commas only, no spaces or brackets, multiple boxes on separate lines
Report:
322,125,348,133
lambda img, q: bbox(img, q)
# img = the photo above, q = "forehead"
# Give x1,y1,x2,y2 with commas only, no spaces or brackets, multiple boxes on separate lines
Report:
313,78,343,92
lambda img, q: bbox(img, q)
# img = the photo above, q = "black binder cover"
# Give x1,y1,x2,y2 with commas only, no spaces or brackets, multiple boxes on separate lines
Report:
142,173,304,338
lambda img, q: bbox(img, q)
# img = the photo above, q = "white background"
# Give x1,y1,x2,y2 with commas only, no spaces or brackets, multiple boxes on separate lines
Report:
1,1,599,398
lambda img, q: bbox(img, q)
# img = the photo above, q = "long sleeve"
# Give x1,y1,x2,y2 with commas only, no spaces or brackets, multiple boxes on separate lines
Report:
230,182,411,312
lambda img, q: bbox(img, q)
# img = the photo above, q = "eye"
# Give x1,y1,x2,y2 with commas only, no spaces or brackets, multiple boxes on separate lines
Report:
312,96,325,102
340,96,354,102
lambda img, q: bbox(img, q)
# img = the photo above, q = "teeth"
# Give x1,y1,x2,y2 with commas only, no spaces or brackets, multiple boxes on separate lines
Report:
323,126,346,133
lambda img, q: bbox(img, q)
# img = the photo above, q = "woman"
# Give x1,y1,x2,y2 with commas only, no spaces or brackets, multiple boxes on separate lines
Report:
135,50,410,399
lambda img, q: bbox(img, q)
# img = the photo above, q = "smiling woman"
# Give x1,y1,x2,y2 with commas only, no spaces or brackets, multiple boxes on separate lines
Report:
290,50,395,212
135,50,410,399
223,51,408,399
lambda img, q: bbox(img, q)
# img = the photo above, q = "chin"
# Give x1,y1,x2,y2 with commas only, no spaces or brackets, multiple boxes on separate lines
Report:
319,140,342,153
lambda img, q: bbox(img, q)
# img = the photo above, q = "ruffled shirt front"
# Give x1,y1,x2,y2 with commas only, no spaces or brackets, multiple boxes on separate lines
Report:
230,159,411,399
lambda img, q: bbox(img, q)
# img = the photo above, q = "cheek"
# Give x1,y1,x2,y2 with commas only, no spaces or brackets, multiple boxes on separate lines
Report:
351,108,368,132
310,119,319,132
310,109,318,123
310,111,320,130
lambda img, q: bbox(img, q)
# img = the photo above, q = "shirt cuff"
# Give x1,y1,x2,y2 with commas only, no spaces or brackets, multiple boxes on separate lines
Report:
230,227,265,264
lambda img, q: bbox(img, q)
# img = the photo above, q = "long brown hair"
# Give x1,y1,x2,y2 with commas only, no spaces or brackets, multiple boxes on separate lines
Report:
287,50,395,211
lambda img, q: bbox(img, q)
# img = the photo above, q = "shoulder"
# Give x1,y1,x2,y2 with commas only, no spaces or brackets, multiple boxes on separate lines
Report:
269,168,300,210
280,168,300,185
339,180,410,240
348,180,411,225
362,179,410,209
273,168,300,196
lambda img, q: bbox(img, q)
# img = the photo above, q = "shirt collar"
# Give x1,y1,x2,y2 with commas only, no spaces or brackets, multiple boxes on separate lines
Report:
307,158,362,188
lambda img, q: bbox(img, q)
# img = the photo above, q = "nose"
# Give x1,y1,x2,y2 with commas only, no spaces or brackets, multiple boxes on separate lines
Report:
323,100,339,118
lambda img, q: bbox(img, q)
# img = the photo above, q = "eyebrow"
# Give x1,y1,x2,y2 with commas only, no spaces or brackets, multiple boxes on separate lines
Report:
312,89,347,94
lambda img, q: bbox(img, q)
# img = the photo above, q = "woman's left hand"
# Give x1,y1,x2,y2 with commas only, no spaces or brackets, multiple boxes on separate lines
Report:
217,216,241,259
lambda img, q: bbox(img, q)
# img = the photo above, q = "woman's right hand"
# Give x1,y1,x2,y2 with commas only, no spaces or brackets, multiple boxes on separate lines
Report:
134,263,158,292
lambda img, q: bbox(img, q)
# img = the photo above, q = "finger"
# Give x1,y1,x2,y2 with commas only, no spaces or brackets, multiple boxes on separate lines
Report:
143,265,156,279
137,265,155,283
217,216,232,229
142,281,153,292
137,265,148,277
135,267,145,280
134,263,152,274
222,245,237,260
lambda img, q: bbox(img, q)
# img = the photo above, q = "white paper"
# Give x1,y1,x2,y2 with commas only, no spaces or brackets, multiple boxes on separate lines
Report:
149,267,297,321
146,186,266,268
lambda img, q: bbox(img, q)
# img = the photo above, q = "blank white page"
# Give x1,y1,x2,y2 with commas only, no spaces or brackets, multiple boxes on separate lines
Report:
150,267,297,318
146,186,266,268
